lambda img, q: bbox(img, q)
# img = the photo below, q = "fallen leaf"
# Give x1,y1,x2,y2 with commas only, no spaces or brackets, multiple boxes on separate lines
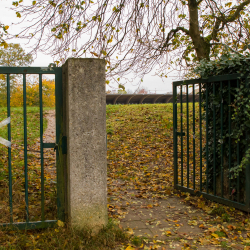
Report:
57,220,64,227
125,246,136,250
127,228,134,235
211,233,219,238
227,225,236,230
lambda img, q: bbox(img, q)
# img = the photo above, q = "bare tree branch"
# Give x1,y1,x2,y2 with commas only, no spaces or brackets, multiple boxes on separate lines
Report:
6,0,250,80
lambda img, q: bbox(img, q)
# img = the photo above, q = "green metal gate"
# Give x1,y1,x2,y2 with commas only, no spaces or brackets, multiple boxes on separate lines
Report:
0,66,65,229
173,74,250,212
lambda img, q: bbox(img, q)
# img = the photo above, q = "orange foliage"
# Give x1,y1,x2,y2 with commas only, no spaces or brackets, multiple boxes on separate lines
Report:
10,79,55,107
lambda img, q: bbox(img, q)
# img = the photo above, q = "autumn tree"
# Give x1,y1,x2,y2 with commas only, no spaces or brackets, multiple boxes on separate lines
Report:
0,43,33,106
11,79,55,107
0,43,33,67
10,0,250,80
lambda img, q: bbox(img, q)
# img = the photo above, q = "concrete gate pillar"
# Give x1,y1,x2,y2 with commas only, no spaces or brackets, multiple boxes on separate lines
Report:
62,58,107,231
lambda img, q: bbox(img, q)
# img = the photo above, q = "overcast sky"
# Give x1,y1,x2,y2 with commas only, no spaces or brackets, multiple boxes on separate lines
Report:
0,0,182,93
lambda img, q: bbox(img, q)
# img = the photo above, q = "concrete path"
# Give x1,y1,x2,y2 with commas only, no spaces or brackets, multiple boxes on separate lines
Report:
108,179,245,250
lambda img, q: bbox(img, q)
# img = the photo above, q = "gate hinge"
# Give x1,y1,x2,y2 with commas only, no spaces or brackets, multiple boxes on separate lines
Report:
62,136,67,154
176,132,185,136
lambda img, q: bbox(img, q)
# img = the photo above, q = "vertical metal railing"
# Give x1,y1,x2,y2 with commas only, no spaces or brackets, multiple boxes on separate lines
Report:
7,74,13,223
186,85,189,188
0,66,64,230
55,67,65,222
173,79,178,187
212,82,216,196
39,74,45,222
23,74,29,222
246,78,250,207
205,83,209,194
180,85,183,187
220,81,224,198
173,73,250,212
192,84,195,190
199,83,202,192
228,80,232,200
236,79,240,203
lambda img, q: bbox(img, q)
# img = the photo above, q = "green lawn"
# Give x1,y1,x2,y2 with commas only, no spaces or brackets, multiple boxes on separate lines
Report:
0,107,51,146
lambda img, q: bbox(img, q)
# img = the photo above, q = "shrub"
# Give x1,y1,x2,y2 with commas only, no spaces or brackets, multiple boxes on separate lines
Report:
10,79,55,107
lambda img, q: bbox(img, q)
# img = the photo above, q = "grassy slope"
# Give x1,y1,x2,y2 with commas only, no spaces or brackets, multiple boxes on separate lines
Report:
107,104,174,199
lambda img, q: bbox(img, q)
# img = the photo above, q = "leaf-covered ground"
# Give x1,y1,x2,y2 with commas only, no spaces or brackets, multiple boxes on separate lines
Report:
1,104,250,249
107,104,174,199
106,104,250,250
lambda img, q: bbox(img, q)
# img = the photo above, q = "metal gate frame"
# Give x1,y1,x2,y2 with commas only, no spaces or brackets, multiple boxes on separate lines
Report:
173,74,250,212
0,66,65,230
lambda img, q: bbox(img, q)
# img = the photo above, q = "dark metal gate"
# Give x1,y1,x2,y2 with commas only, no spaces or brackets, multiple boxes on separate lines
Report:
173,74,250,212
0,66,65,229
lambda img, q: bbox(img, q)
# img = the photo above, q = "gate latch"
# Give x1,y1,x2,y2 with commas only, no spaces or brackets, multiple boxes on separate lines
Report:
54,144,58,151
176,132,185,136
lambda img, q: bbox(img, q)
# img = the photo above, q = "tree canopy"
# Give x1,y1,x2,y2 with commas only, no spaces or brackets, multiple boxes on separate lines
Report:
0,43,33,67
10,0,250,78
0,43,33,105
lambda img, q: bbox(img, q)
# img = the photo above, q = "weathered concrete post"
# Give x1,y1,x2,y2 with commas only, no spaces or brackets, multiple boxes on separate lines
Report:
62,58,107,231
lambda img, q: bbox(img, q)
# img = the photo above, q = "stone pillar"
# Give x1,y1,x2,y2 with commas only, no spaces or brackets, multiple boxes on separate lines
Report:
62,58,107,231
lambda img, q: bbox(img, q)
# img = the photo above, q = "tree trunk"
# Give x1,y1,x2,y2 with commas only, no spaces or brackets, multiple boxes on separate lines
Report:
188,0,210,60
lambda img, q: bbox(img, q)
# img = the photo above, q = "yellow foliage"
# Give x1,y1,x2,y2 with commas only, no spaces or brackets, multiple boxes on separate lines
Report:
10,79,55,107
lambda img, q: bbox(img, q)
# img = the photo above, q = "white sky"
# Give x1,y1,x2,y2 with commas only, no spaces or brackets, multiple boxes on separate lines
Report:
0,0,180,93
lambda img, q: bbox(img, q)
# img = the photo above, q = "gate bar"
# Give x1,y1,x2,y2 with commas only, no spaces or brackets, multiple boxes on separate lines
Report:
206,84,209,193
192,84,195,190
220,81,224,198
186,85,189,188
7,74,13,223
181,85,183,186
55,67,65,222
213,83,216,196
173,82,178,187
175,185,250,212
39,74,45,221
236,79,240,202
23,74,29,222
0,220,57,230
199,83,202,192
228,81,232,199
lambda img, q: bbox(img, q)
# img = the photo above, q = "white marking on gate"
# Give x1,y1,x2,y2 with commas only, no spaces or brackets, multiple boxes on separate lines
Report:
0,117,11,148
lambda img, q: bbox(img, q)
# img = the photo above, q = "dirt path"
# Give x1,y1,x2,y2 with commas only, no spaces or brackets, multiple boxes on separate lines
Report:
28,110,56,178
43,110,56,143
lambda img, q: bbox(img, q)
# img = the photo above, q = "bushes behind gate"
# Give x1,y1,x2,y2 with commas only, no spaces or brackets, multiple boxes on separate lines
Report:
0,78,55,107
